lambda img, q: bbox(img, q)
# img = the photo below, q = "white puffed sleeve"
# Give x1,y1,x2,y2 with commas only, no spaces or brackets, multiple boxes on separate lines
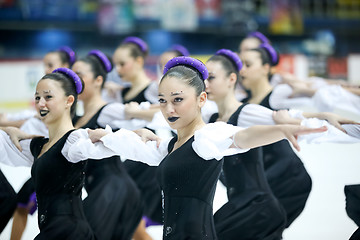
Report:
192,122,250,160
298,118,360,144
288,109,305,120
62,129,118,163
20,117,48,136
201,100,218,123
238,104,305,127
269,84,314,110
100,128,170,166
307,76,328,89
97,103,149,130
6,109,37,121
0,130,33,167
312,85,360,115
237,104,275,127
144,82,159,104
62,127,170,166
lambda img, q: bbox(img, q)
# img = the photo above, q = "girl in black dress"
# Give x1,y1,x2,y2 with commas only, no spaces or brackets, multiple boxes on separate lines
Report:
0,168,17,233
113,36,164,233
205,49,359,239
240,43,341,227
0,68,96,240
206,49,287,239
81,56,327,240
10,46,77,240
71,49,145,240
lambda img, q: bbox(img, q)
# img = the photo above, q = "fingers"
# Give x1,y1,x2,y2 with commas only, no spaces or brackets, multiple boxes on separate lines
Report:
327,119,347,133
297,126,328,135
10,136,22,151
340,120,360,125
287,134,300,152
21,134,42,140
156,138,161,148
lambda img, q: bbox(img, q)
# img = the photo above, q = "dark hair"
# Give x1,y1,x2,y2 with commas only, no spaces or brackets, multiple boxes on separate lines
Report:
252,45,279,67
170,44,190,57
79,54,113,89
167,50,185,58
161,65,205,96
246,31,270,44
207,55,240,86
41,72,83,117
119,39,149,59
46,50,72,67
250,47,279,80
47,47,76,67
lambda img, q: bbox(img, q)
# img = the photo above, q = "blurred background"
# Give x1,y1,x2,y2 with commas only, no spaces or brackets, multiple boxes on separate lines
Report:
0,1,359,239
0,0,360,109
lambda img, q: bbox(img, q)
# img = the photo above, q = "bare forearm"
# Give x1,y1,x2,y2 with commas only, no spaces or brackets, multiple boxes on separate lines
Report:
343,87,360,96
0,119,25,128
302,112,327,120
128,108,159,122
234,125,286,149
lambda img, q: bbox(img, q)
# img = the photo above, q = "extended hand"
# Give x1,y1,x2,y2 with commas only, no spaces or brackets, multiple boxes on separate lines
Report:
1,126,42,151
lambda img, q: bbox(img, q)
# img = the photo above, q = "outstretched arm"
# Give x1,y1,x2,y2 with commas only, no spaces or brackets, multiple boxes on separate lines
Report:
0,127,36,167
233,124,327,151
273,110,359,133
0,126,42,151
124,102,160,122
63,127,166,166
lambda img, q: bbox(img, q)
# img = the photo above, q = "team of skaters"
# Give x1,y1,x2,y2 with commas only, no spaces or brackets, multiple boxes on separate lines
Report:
0,32,359,240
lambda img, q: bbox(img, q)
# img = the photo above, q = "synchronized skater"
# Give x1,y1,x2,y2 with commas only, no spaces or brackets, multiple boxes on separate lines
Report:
0,32,359,240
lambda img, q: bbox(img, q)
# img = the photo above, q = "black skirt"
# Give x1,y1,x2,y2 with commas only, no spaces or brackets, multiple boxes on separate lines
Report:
83,158,143,240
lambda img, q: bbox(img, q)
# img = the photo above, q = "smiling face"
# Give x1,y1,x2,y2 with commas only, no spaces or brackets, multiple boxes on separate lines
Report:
205,60,235,102
158,76,206,130
35,79,74,125
239,50,269,90
113,47,140,82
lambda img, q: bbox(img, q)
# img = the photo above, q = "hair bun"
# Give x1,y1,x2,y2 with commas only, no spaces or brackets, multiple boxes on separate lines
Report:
259,43,278,65
171,44,190,56
52,68,83,94
122,36,148,53
88,50,113,73
58,46,76,66
163,56,208,81
215,49,243,71
246,31,270,44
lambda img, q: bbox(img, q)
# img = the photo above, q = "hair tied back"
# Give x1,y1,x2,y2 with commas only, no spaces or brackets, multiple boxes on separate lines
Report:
215,49,243,71
122,36,148,54
88,50,113,73
163,56,208,81
259,43,278,66
58,46,76,66
52,68,83,94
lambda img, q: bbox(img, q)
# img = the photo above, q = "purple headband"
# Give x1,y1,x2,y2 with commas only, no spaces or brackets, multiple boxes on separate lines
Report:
247,31,269,44
122,36,148,53
88,50,112,73
171,44,190,56
163,56,208,81
259,43,278,65
215,49,243,71
52,68,82,94
58,46,76,66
